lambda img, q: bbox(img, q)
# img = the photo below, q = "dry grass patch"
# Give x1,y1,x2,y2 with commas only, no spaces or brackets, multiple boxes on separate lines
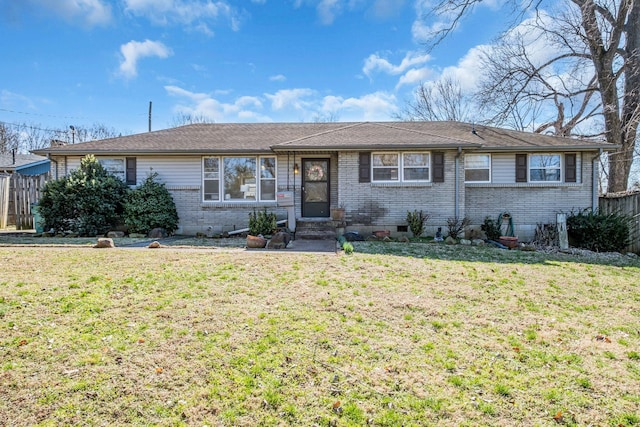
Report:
0,244,639,426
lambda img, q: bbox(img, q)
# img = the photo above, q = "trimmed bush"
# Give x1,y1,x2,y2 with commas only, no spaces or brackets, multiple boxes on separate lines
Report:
406,209,430,237
567,209,631,252
124,172,179,235
248,208,277,236
39,155,129,236
481,216,502,241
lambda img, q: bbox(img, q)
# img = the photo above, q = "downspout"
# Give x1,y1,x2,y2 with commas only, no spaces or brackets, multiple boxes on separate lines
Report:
593,148,603,211
47,154,59,179
455,146,462,219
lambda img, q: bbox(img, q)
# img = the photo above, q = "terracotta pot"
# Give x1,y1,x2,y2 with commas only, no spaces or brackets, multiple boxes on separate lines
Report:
246,235,267,248
331,208,345,221
373,230,390,238
499,236,519,249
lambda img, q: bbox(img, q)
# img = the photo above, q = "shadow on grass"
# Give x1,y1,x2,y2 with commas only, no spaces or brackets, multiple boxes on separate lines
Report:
352,240,640,268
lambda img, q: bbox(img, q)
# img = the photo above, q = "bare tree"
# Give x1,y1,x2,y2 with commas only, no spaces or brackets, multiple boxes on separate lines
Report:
476,22,602,137
70,123,123,143
169,113,215,128
0,123,20,154
425,0,640,192
397,76,476,122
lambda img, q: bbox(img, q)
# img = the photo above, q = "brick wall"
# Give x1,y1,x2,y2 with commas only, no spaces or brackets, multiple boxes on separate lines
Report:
168,186,287,235
337,151,464,236
464,157,595,240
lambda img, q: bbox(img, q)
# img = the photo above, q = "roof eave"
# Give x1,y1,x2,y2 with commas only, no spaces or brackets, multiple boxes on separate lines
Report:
271,143,483,151
478,144,619,152
35,148,275,156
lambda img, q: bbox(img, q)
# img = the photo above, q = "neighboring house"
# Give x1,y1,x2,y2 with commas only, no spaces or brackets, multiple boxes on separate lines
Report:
0,152,50,176
0,153,50,229
32,122,616,240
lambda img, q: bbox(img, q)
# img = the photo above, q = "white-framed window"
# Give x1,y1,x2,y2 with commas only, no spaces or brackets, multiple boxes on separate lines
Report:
203,157,220,201
203,156,276,202
465,153,491,182
372,152,431,182
530,154,561,182
403,153,430,181
98,158,125,181
372,153,399,181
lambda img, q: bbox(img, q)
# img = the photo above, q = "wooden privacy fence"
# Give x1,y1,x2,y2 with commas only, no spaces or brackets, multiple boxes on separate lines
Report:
0,173,48,230
0,175,10,229
599,191,640,254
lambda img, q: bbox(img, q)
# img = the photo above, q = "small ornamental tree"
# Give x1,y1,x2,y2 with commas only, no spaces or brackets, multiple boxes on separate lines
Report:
39,155,129,236
124,172,179,235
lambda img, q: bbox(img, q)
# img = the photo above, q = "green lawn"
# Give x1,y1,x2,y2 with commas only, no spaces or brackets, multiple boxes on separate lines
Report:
0,242,639,426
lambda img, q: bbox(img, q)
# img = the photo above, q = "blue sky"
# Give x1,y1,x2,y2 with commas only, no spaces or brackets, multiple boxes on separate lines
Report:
0,0,506,136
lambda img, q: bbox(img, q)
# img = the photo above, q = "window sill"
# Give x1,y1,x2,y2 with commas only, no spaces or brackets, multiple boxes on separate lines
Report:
465,182,582,188
201,201,278,208
371,182,432,188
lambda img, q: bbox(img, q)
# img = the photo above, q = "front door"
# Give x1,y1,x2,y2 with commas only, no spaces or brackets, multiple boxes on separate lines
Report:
302,159,330,217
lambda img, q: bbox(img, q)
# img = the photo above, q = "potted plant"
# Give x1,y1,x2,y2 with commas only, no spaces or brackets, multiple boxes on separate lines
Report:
331,202,346,221
247,208,276,248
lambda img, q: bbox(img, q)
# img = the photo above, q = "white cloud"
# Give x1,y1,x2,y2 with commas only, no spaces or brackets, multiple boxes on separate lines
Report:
363,51,431,79
0,90,36,110
164,85,399,123
395,67,432,89
317,0,341,24
269,74,287,82
439,45,487,91
118,40,173,79
322,92,399,121
371,0,405,19
265,89,317,111
26,0,112,26
123,0,242,32
165,85,270,122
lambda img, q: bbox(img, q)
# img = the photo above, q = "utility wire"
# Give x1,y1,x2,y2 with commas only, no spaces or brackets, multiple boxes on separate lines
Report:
0,107,89,121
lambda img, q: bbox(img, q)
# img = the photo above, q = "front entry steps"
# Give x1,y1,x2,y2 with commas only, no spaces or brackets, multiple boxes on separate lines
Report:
295,218,337,240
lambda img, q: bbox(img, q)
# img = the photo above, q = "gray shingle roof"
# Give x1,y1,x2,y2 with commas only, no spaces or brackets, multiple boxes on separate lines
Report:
31,121,616,156
0,153,49,170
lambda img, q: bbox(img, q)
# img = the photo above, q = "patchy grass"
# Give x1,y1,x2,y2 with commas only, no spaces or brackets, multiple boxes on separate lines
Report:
0,243,639,426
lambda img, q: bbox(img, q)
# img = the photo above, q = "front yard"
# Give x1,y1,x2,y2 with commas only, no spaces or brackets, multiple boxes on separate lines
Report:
0,242,638,426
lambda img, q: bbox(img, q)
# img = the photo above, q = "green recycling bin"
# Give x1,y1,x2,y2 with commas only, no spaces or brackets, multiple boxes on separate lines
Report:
31,203,44,233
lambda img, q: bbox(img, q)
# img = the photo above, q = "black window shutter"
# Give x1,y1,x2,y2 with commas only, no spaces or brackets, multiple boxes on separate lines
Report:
432,152,444,183
565,153,576,183
515,154,527,183
126,157,137,185
359,152,371,183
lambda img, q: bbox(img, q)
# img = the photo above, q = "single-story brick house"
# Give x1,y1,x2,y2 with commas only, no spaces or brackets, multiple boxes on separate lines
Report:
33,121,616,240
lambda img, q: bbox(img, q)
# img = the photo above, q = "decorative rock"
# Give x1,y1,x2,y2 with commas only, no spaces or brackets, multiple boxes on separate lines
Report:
148,228,167,239
107,231,125,238
266,231,291,249
148,241,162,249
94,238,115,248
397,236,410,243
472,239,485,246
445,236,456,245
465,226,486,240
460,239,472,245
